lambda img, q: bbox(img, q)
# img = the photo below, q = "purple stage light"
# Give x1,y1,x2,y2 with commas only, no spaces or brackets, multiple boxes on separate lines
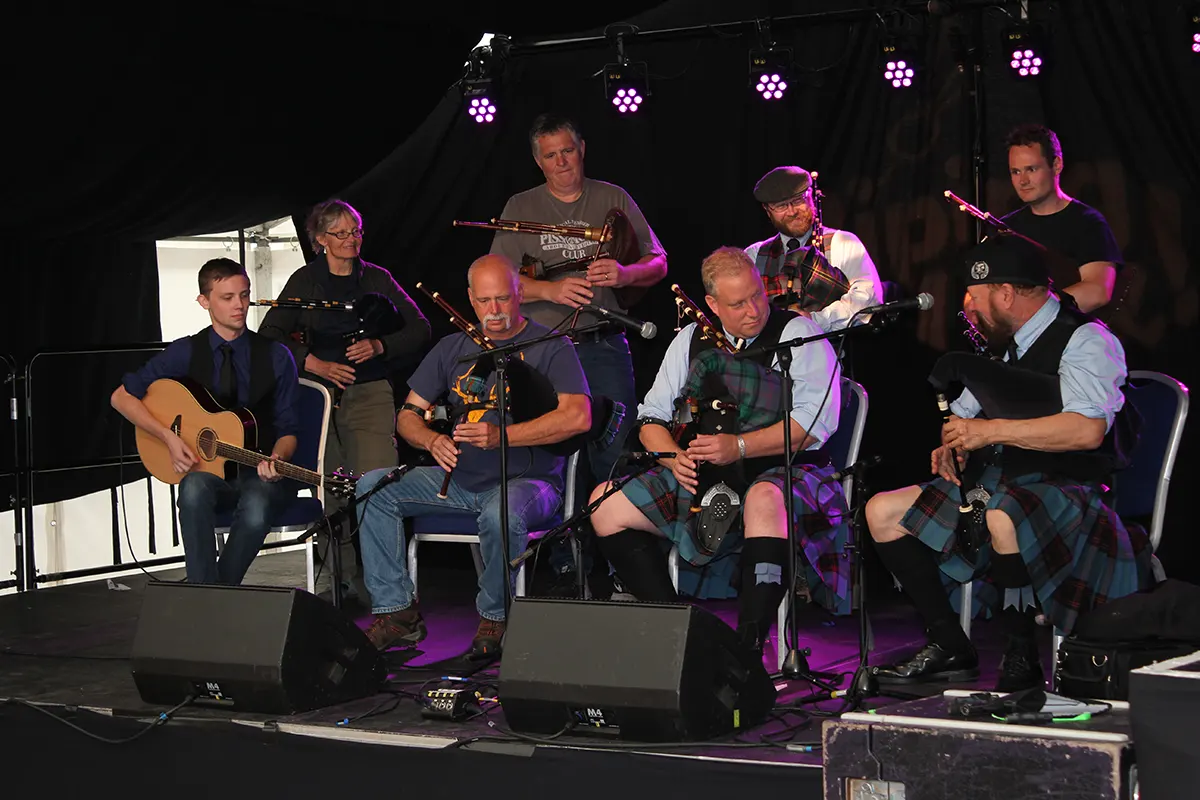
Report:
1009,47,1043,77
754,72,788,100
468,97,497,123
1193,32,1199,53
613,87,642,113
883,59,914,88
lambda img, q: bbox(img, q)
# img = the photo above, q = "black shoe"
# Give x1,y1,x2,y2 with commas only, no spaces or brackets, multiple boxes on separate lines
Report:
470,617,505,659
585,567,615,601
875,642,980,685
546,567,583,599
995,636,1045,693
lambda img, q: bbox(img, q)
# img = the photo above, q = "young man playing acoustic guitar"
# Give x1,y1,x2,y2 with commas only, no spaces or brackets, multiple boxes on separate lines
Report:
111,258,301,585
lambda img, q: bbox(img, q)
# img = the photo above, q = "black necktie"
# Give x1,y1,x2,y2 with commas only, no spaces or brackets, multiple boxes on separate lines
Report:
1006,339,1020,364
218,344,236,407
786,237,800,252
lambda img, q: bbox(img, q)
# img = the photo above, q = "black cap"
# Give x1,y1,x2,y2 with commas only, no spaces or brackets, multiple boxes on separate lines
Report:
753,166,812,204
964,234,1050,287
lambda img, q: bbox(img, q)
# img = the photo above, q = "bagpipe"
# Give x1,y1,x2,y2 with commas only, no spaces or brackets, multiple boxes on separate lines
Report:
668,285,790,554
255,292,404,349
928,351,1067,570
766,173,852,314
413,283,626,497
453,206,648,308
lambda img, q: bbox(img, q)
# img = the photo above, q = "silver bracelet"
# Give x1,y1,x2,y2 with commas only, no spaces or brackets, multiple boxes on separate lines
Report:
736,435,746,460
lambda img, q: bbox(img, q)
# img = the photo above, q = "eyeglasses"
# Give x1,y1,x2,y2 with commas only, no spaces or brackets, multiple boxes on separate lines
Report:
325,227,364,240
767,194,810,213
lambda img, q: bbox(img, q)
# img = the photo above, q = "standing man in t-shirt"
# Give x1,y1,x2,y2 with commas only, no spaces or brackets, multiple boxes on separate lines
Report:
488,113,668,595
1000,124,1123,314
354,254,591,657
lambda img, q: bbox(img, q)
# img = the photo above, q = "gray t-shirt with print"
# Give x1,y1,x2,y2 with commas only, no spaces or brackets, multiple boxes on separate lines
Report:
489,178,666,328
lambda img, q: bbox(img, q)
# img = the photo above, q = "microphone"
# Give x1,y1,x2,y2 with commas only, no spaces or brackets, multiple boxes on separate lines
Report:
822,455,883,484
862,292,935,315
581,304,657,339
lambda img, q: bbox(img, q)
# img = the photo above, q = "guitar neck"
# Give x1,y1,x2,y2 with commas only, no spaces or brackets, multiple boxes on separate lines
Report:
212,441,321,486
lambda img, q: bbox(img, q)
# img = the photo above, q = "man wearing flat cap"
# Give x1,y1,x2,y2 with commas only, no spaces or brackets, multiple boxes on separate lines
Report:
745,166,882,332
864,233,1152,693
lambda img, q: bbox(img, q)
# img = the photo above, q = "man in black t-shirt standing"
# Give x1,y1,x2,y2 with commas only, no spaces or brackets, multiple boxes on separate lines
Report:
999,124,1123,314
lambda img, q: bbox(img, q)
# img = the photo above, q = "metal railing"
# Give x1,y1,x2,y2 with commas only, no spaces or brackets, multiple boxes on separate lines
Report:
2,353,18,590
19,344,170,589
11,343,319,589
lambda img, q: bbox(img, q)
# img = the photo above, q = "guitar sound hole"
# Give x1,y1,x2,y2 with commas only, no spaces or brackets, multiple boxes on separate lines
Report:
196,429,218,460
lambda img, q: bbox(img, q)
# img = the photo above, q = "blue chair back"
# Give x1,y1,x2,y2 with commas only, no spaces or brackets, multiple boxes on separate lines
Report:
825,377,868,475
291,380,332,488
1111,371,1189,550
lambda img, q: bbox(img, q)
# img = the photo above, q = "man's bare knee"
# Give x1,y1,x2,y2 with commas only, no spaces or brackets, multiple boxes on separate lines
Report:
986,509,1018,554
744,481,786,539
867,486,921,543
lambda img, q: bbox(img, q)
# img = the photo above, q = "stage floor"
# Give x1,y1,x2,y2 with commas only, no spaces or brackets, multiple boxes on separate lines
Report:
0,550,1056,796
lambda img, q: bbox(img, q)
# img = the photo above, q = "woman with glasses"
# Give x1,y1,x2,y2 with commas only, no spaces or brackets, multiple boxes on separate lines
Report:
260,199,430,608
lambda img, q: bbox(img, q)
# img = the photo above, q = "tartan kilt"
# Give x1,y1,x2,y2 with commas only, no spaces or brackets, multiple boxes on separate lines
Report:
899,466,1154,635
621,462,853,615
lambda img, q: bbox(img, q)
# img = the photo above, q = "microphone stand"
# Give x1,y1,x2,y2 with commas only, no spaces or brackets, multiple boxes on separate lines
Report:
791,456,882,711
453,323,609,622
294,464,412,610
736,317,886,690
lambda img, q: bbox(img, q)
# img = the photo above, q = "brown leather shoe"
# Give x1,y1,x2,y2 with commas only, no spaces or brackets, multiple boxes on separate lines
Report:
470,617,506,659
364,608,427,651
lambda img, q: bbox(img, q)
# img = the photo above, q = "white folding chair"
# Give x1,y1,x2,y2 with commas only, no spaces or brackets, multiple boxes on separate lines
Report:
406,450,583,602
215,378,331,593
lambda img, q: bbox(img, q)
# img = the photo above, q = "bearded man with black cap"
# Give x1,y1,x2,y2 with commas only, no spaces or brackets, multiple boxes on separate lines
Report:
864,233,1153,692
745,166,882,332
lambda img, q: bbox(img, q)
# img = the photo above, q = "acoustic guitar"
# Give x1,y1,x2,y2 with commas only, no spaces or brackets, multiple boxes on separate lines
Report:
134,377,356,498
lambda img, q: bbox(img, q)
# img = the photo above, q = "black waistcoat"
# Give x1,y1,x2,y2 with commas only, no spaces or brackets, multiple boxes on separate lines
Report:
995,303,1137,482
188,329,279,454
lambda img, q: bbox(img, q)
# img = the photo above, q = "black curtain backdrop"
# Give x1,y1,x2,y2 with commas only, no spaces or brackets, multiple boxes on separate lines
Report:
3,1,1197,580
0,2,659,507
333,0,1200,580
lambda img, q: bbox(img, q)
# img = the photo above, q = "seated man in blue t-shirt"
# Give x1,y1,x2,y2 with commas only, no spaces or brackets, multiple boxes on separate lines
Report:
111,258,300,585
356,254,592,657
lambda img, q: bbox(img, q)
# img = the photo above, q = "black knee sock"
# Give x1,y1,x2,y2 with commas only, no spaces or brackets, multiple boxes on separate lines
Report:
597,529,679,602
875,536,971,654
738,538,790,644
990,552,1037,640
989,551,1031,588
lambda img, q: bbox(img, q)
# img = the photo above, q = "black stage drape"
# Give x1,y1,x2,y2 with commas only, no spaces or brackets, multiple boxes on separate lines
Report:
333,0,1200,579
4,1,1197,578
0,2,660,507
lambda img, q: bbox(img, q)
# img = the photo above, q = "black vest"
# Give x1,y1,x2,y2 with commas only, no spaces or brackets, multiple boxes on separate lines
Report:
996,302,1138,482
684,306,808,482
188,330,279,455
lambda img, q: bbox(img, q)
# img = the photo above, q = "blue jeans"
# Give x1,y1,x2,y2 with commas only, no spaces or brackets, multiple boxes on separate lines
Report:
356,466,561,621
555,332,638,573
177,470,294,585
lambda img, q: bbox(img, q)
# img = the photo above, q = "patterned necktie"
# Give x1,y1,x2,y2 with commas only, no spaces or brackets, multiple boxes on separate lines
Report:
218,344,236,407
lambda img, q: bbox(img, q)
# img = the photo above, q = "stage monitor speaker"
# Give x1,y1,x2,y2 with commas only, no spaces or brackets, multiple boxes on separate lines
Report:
131,582,387,714
498,598,777,742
